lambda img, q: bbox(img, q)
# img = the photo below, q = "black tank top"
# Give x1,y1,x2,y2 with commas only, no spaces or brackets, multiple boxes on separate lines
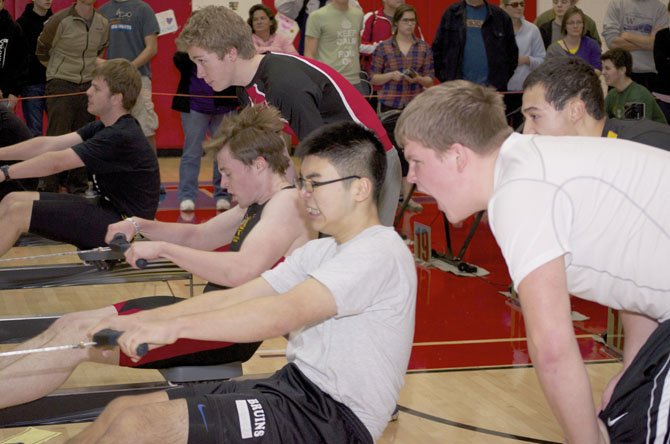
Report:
204,186,294,292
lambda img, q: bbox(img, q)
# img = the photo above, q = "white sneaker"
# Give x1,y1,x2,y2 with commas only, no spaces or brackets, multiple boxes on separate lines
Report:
179,199,195,212
216,199,231,211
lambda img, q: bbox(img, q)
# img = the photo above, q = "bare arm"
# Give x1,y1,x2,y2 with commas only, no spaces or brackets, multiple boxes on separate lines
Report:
106,204,246,251
304,36,319,59
115,277,338,360
0,132,83,161
620,311,658,368
0,149,84,182
114,190,313,287
131,34,158,70
518,256,607,444
370,71,404,86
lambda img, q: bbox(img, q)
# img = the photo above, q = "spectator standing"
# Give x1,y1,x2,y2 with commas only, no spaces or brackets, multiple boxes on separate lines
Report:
360,0,403,72
172,51,236,212
99,0,160,151
431,0,518,92
545,6,602,71
305,0,365,93
536,0,600,48
36,0,109,193
602,48,667,123
653,1,670,122
369,3,433,213
501,0,545,129
0,0,28,112
17,0,52,137
602,0,669,90
248,3,298,55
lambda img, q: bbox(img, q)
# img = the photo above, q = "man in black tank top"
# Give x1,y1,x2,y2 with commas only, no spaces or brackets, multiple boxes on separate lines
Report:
0,106,315,409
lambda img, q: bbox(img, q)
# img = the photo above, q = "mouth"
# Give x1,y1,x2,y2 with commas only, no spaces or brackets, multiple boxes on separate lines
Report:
306,207,320,216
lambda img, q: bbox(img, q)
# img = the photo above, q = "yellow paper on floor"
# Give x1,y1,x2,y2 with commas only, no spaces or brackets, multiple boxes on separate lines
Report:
0,427,61,444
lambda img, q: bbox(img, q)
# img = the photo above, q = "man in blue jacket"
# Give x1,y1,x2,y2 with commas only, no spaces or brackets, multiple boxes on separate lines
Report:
432,0,518,91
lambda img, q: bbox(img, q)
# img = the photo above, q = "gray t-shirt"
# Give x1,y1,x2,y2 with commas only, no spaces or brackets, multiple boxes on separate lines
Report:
262,225,417,439
99,0,159,77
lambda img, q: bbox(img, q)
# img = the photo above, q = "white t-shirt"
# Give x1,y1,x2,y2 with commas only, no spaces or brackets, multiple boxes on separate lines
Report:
262,225,417,438
489,133,670,321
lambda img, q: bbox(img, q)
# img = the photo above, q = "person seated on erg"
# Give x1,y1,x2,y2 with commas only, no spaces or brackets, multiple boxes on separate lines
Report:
521,56,670,150
0,59,159,258
67,121,417,444
601,48,668,124
0,105,316,410
545,6,602,71
248,3,298,55
369,4,433,213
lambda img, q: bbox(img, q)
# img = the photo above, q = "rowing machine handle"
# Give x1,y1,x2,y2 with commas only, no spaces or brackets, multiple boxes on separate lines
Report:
109,233,149,269
93,328,149,357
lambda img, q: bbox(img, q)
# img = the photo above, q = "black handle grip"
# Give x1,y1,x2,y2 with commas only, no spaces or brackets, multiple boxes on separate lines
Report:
93,328,148,357
109,233,148,269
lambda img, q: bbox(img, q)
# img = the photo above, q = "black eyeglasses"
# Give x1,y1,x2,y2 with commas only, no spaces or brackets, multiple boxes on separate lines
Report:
296,175,361,193
506,1,525,7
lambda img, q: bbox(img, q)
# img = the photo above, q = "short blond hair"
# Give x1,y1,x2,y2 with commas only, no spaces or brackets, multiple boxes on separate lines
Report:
177,6,256,60
91,59,141,111
395,81,511,155
205,105,289,175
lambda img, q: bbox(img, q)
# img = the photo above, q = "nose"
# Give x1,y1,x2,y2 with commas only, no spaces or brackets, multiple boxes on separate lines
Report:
196,64,205,79
406,166,417,184
220,174,229,188
86,86,94,97
522,119,535,135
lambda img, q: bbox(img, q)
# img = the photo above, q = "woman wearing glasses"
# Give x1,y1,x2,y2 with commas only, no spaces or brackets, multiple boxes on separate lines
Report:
538,0,600,49
545,6,602,71
369,3,434,212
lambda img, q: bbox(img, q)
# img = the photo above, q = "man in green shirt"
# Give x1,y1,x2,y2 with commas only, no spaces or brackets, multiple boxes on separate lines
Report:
602,48,667,124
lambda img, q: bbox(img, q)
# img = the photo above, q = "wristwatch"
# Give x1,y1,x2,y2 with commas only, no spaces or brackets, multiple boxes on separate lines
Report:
0,165,10,181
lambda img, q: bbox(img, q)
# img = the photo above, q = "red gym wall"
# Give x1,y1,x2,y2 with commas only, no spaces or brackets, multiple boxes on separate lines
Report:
6,0,536,151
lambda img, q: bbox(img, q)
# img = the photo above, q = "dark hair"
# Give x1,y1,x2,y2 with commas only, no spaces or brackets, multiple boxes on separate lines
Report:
601,48,633,77
560,6,586,36
392,4,418,36
523,57,604,120
247,4,278,35
296,122,386,202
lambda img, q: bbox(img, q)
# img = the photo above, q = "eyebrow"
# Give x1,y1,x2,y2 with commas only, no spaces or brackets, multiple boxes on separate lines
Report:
302,172,322,180
521,105,540,114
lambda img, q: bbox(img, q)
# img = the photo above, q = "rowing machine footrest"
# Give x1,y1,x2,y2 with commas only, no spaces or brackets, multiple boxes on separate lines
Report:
159,362,243,383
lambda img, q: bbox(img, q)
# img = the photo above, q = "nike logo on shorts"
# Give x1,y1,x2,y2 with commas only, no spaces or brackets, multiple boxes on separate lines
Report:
607,412,629,427
197,403,209,432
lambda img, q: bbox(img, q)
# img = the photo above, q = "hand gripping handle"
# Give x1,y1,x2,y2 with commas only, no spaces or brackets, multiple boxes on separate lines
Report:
93,328,149,357
109,233,148,269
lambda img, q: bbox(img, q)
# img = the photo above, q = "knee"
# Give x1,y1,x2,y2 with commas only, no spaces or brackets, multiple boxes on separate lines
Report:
0,193,33,222
104,403,156,441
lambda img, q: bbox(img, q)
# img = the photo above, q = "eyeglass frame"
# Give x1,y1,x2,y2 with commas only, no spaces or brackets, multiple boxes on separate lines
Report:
504,2,525,8
295,175,361,193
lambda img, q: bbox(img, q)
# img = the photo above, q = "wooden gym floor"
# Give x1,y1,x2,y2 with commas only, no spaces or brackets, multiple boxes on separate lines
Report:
0,157,623,443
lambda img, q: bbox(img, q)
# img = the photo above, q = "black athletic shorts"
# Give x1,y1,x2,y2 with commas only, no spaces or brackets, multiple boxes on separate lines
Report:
167,363,373,444
115,295,262,369
599,320,670,443
29,192,122,249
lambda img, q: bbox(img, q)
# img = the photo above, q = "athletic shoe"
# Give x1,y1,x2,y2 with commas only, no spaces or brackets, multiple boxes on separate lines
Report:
179,199,195,212
216,198,231,211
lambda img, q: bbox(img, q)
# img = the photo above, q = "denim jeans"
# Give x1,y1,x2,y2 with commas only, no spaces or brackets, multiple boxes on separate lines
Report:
21,83,46,137
178,110,232,202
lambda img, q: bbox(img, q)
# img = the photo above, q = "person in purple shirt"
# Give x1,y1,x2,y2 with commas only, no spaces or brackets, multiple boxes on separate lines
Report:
172,51,237,212
545,6,602,71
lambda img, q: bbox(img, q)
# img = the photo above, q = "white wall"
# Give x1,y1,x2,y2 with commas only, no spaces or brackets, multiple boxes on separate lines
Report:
536,0,609,44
